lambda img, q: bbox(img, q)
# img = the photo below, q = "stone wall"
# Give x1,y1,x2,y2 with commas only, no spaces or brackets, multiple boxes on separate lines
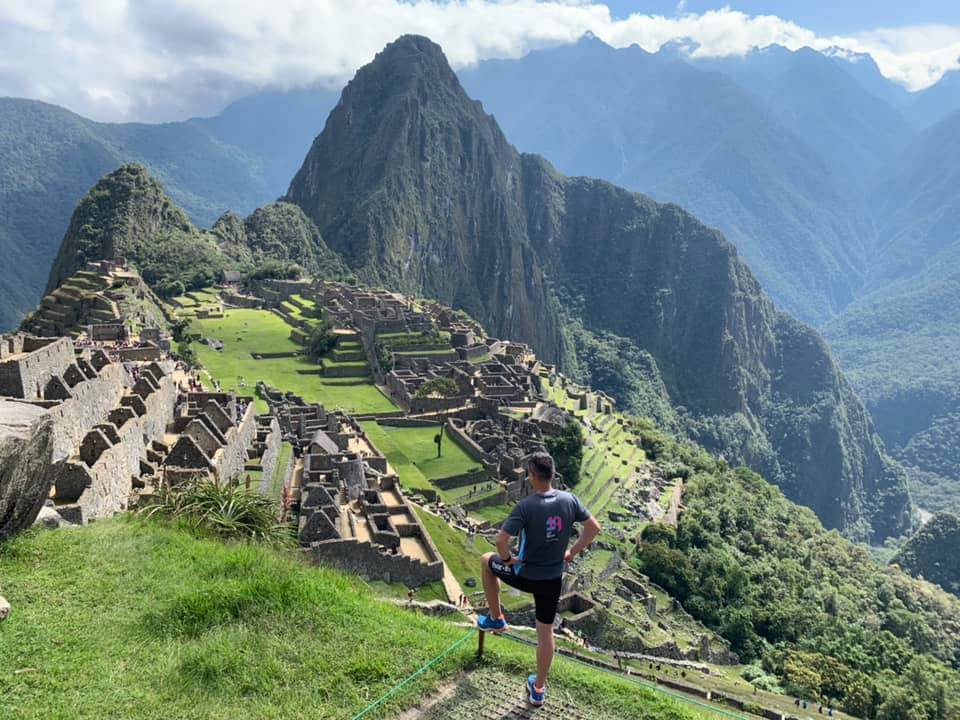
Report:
445,420,490,463
307,538,443,588
116,345,163,362
258,417,282,490
408,395,468,414
54,362,177,522
0,336,74,399
214,403,258,482
1,359,178,533
432,469,489,490
462,489,508,511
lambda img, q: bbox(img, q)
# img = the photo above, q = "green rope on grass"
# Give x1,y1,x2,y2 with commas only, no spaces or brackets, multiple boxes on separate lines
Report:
499,631,748,720
350,628,477,720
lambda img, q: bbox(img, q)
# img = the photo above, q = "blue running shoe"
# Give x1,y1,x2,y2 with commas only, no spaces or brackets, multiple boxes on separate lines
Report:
526,675,545,707
476,614,508,633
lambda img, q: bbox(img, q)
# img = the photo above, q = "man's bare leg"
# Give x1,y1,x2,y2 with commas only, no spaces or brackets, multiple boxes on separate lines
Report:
535,621,555,689
480,552,503,618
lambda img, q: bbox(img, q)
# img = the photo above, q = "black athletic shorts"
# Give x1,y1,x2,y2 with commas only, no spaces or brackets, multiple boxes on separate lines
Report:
488,556,562,625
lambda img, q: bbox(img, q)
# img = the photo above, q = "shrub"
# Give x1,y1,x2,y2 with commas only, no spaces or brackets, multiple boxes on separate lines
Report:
244,260,303,282
140,477,290,545
414,377,459,399
306,321,337,360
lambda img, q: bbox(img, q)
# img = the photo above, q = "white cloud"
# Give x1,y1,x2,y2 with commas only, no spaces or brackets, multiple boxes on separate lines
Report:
0,1,957,123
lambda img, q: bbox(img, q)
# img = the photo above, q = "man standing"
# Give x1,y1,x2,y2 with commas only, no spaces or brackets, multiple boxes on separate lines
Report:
476,451,602,707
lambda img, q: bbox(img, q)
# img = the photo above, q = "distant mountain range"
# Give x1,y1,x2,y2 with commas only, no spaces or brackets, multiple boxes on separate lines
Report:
457,37,960,519
4,36,960,521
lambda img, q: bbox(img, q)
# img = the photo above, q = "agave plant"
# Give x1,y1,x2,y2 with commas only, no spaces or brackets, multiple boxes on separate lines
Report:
141,476,292,545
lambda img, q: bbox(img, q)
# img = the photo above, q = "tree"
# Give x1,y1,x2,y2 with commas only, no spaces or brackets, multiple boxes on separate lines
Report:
244,260,303,282
414,377,459,399
545,418,584,486
306,321,336,361
877,688,927,720
176,342,198,367
434,419,446,458
158,279,186,298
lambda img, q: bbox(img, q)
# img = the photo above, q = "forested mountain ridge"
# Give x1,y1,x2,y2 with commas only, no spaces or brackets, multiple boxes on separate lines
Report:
457,36,960,525
824,111,960,515
636,434,960,719
0,90,340,331
286,34,911,542
44,164,345,298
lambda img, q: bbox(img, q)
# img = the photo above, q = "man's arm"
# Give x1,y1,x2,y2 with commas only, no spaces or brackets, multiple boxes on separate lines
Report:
495,529,516,565
565,516,602,562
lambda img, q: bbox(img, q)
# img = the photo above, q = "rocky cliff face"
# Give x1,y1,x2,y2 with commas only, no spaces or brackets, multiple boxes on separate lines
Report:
287,35,911,541
285,35,566,362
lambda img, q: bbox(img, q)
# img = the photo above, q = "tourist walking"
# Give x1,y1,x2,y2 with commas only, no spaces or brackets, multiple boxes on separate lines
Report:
476,452,601,707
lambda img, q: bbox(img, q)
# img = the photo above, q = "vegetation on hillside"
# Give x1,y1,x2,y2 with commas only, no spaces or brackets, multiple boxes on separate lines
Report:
894,513,960,597
545,418,585,487
414,376,459,399
140,478,290,545
243,259,304,282
631,431,960,719
305,320,337,361
211,202,346,280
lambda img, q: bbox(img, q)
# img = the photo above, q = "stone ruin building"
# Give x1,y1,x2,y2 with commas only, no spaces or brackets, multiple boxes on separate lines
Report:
0,331,284,539
262,391,443,587
162,392,276,486
0,333,178,537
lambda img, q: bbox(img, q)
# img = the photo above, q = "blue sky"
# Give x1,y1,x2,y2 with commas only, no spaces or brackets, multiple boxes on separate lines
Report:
603,0,960,34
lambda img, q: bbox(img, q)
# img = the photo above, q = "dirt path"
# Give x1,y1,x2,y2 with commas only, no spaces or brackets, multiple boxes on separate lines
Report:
393,668,617,719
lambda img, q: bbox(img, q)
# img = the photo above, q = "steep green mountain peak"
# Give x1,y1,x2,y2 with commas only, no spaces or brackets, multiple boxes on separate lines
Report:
45,164,195,292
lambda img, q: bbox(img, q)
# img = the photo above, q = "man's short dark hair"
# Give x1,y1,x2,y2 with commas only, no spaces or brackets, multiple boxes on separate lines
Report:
527,452,554,481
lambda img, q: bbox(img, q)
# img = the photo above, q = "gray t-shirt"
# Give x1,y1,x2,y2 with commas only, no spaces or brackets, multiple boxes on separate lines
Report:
501,490,591,581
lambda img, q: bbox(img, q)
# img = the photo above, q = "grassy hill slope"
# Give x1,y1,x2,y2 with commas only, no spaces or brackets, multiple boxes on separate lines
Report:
0,516,699,720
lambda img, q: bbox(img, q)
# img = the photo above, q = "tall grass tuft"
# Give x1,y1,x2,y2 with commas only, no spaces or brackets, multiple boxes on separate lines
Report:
141,477,292,545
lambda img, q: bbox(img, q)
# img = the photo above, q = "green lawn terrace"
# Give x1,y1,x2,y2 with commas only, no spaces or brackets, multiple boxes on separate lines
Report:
273,294,324,341
357,419,523,533
359,421,483,500
186,307,398,416
169,288,224,318
377,329,458,362
539,373,684,542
